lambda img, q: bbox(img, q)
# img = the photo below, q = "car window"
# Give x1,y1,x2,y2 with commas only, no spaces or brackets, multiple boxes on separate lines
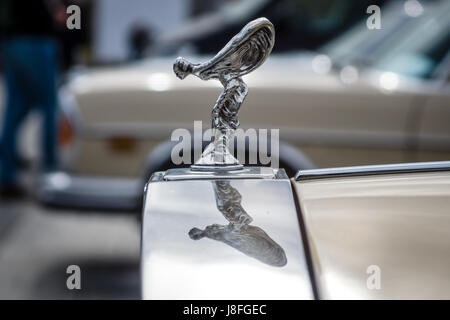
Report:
372,1,450,79
321,1,411,68
149,0,386,58
323,0,450,79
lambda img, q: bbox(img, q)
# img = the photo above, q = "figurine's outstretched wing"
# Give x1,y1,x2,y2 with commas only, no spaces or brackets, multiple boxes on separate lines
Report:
192,17,275,80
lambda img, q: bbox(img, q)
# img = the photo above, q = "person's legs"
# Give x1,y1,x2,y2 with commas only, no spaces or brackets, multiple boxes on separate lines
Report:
32,39,58,171
0,40,31,185
0,37,58,196
15,38,59,172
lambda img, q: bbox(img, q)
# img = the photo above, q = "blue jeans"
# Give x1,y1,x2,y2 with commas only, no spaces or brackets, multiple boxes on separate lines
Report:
0,37,58,183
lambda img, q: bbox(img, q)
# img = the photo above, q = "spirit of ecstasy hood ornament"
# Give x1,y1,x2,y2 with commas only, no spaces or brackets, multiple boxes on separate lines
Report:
173,17,275,171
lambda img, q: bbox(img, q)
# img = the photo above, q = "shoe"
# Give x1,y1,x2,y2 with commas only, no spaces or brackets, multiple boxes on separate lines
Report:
0,183,26,200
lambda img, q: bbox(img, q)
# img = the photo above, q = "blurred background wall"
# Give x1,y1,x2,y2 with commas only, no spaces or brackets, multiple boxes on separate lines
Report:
61,0,388,66
92,0,188,62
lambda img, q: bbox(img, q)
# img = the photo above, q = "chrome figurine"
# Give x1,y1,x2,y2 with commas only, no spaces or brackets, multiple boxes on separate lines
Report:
173,17,275,171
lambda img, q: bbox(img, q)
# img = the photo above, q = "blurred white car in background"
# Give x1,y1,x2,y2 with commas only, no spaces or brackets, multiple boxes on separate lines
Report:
39,0,450,211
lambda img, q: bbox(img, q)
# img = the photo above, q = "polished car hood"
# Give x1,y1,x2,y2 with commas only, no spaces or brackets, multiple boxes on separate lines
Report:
141,170,314,299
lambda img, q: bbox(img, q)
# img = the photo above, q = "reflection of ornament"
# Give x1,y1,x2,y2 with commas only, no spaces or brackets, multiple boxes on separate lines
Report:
189,181,287,267
173,18,275,171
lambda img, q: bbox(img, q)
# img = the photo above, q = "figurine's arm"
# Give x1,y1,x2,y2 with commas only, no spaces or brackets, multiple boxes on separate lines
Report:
173,57,197,80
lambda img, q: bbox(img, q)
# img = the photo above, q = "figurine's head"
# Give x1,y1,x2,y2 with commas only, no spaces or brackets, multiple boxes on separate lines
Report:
188,227,204,240
173,57,193,79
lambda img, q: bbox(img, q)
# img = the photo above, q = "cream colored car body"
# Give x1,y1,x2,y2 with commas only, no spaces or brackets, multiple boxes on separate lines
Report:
293,166,450,299
62,53,450,177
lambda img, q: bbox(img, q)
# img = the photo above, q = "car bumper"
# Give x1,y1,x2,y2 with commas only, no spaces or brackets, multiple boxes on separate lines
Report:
36,172,143,211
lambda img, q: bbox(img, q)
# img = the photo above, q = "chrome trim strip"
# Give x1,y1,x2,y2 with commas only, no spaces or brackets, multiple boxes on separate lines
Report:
295,161,450,181
149,167,287,182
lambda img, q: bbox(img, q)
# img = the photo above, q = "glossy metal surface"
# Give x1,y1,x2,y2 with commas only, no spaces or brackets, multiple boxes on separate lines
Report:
173,17,275,169
296,160,450,180
141,175,313,299
293,170,450,299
